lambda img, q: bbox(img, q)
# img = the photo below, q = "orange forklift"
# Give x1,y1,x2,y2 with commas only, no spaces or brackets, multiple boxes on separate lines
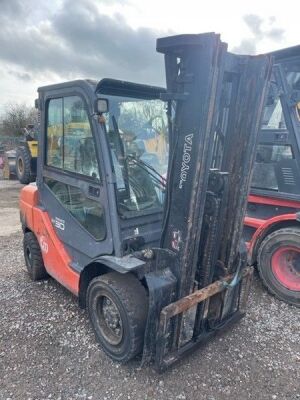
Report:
19,33,271,370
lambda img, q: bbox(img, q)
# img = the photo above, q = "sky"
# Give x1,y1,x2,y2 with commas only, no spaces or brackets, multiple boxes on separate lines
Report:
0,0,298,116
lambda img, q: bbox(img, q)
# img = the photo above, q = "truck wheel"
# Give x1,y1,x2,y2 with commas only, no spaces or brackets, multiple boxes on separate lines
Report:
87,272,148,362
23,232,48,281
16,146,33,184
257,228,300,307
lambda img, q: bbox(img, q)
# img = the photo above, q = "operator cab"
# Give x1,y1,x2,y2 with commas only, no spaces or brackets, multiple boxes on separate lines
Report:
37,79,168,269
250,46,300,200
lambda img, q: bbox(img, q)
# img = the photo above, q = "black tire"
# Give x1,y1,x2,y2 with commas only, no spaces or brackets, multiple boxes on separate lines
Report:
87,272,148,362
16,146,33,184
257,228,300,308
23,232,48,281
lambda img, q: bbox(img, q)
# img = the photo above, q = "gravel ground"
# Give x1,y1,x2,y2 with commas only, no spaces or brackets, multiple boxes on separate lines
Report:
0,180,21,236
0,181,299,400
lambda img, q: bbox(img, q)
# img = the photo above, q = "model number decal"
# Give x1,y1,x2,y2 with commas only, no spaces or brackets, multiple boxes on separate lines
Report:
179,133,193,189
51,217,65,231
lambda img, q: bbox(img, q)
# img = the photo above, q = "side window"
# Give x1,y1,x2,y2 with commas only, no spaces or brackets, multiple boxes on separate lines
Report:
45,178,106,240
251,144,294,191
262,81,286,130
63,96,100,180
46,96,100,180
282,61,300,120
47,98,63,168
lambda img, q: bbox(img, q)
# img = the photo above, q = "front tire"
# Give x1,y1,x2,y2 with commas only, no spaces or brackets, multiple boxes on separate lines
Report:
23,232,48,281
16,146,33,184
257,228,300,307
87,272,148,362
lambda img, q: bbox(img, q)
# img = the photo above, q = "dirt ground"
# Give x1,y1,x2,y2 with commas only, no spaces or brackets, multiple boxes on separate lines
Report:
0,180,299,400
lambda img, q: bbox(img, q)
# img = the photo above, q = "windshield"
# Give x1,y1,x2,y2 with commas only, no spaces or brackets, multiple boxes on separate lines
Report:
102,95,168,217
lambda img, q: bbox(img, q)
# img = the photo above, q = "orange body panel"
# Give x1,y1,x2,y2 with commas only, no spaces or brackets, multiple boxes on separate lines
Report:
20,185,80,295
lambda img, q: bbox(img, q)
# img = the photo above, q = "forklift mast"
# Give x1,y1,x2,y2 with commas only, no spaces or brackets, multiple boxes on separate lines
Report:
141,34,272,370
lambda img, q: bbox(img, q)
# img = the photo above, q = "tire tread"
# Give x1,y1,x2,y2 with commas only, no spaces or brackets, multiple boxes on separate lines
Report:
23,232,48,281
16,146,34,184
257,227,300,307
87,272,148,362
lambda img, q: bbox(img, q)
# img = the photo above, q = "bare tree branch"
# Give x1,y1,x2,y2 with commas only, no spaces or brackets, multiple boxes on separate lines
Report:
0,103,37,136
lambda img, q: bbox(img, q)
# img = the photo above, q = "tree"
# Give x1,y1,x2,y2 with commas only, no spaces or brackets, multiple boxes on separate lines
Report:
0,103,38,137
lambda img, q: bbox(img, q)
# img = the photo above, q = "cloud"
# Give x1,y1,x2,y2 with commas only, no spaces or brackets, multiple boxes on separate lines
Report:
266,27,285,41
244,13,285,42
0,0,26,20
0,0,166,86
232,14,285,55
8,70,32,81
244,14,264,39
232,39,256,55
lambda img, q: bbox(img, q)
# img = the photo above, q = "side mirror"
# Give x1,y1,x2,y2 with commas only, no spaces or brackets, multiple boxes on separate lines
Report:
95,98,109,114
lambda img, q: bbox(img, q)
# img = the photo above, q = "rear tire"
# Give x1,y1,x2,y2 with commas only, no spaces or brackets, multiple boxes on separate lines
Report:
257,228,300,307
16,146,33,184
23,232,48,281
87,272,148,362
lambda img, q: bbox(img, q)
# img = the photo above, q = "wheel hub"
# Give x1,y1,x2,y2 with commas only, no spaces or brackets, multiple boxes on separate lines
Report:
18,157,24,174
271,246,300,291
96,295,123,346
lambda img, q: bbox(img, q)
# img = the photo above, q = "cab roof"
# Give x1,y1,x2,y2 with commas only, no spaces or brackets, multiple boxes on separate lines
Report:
268,45,300,61
38,78,165,100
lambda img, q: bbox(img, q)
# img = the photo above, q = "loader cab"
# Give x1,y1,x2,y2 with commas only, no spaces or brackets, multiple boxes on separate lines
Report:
37,79,168,269
251,46,300,200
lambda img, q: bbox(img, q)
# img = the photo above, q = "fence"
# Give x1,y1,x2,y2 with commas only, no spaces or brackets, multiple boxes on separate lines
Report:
0,136,22,152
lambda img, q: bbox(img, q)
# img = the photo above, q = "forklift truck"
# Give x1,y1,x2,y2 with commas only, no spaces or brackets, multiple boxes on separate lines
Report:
20,33,272,371
245,45,300,307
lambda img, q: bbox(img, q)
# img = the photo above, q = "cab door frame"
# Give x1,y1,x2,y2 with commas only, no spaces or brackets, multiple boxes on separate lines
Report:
37,84,114,272
251,62,300,202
